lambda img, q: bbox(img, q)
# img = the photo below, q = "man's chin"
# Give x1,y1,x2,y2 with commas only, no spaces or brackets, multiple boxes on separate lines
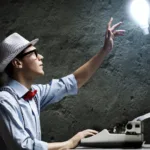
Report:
39,71,45,76
36,70,45,77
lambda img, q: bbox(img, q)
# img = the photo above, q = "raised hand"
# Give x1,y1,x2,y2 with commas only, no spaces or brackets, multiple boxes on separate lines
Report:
103,17,125,53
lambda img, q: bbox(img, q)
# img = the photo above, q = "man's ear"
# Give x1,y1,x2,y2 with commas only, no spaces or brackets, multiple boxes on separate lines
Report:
11,58,23,69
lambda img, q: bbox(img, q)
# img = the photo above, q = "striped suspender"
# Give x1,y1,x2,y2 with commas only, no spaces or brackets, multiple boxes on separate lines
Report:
0,87,39,128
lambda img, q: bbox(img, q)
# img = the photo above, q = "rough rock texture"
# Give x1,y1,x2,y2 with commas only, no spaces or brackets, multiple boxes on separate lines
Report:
1,0,150,144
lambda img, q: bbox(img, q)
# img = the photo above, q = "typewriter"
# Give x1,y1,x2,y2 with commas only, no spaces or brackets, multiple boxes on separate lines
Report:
79,113,150,148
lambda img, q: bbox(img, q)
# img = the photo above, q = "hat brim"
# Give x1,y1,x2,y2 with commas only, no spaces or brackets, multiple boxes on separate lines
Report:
30,38,39,46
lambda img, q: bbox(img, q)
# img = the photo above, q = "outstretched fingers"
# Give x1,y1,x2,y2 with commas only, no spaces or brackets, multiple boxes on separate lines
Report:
111,22,123,32
113,30,125,36
107,17,113,30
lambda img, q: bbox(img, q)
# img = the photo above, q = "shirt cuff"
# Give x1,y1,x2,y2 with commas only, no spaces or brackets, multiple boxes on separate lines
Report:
34,139,48,150
61,74,78,95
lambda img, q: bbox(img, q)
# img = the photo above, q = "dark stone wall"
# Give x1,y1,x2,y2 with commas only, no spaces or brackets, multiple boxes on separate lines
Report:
1,0,150,144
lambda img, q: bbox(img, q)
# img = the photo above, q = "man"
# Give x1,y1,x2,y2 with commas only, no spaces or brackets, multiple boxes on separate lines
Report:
0,18,125,150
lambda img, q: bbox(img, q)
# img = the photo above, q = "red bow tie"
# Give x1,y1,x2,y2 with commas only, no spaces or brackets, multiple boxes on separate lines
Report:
23,90,37,101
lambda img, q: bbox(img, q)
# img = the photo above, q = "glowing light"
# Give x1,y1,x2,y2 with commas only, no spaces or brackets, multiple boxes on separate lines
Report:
130,0,150,35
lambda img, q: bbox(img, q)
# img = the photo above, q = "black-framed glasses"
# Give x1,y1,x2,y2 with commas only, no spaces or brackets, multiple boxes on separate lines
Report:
16,50,38,59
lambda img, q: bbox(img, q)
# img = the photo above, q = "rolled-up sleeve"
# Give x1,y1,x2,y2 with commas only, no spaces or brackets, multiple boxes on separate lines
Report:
33,74,78,110
0,99,48,150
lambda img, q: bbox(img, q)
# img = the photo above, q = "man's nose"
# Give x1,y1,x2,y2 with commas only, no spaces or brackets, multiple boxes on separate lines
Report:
37,54,44,60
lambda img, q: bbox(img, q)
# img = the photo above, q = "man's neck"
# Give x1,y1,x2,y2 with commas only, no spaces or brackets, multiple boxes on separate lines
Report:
12,74,34,90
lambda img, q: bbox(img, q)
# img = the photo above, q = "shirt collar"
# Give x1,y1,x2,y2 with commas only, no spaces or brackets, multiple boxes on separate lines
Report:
7,79,29,98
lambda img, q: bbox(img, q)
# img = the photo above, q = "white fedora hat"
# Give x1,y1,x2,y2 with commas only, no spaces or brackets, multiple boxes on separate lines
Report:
0,33,39,72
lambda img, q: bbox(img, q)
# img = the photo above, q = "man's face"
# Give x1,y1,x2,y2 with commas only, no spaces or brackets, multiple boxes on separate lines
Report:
19,45,44,78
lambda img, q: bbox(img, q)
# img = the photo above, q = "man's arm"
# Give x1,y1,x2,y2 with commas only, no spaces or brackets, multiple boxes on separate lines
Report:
47,129,98,150
73,18,125,88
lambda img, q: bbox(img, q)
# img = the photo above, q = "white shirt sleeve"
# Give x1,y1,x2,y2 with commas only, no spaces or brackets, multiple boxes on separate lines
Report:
32,74,78,110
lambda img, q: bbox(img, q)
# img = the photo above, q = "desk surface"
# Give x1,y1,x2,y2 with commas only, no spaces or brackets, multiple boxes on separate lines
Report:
75,145,150,150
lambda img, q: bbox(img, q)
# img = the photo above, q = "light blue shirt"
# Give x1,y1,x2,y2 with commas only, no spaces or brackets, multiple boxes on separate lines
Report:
0,74,78,150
